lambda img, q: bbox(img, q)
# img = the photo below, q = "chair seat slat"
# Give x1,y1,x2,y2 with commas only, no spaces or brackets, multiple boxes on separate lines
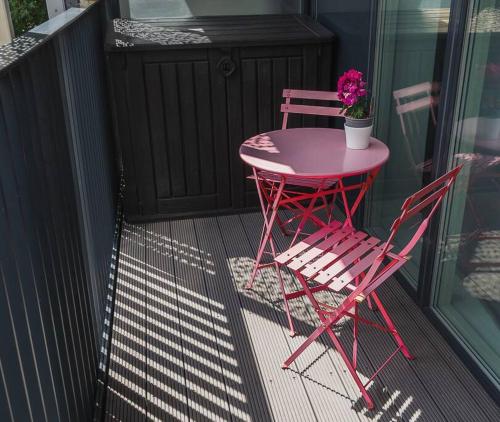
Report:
283,88,339,101
301,231,368,278
287,227,352,271
281,103,342,117
275,220,342,264
311,237,380,282
327,243,394,290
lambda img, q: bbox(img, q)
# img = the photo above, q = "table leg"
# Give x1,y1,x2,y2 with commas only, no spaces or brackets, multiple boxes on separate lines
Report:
247,168,296,336
339,167,381,228
289,179,327,246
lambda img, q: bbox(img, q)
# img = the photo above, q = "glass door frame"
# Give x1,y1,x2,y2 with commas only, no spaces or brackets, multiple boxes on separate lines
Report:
372,0,500,401
417,0,471,308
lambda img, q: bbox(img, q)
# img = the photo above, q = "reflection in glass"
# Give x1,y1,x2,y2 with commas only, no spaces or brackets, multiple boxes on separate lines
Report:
433,0,500,387
369,0,451,286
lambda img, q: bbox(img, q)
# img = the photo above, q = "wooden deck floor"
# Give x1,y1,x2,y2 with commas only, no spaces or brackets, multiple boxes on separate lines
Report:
103,213,500,422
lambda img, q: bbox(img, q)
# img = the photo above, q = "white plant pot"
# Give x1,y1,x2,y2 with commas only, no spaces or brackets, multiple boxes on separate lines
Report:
344,124,372,150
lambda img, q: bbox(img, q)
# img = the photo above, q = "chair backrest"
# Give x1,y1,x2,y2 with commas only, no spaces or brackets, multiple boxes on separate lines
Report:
343,165,462,308
388,165,462,257
393,82,440,171
281,89,343,129
393,82,440,135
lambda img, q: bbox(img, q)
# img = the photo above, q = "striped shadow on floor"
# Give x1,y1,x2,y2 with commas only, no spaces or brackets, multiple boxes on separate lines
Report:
102,213,500,422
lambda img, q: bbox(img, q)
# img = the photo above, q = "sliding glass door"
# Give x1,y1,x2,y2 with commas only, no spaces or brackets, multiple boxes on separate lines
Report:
432,0,500,389
370,0,451,287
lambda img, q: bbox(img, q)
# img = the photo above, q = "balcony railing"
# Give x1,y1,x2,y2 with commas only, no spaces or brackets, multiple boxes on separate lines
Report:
0,2,118,420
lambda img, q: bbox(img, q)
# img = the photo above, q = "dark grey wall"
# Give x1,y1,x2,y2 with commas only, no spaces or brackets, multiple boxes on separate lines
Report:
0,2,117,421
316,1,375,80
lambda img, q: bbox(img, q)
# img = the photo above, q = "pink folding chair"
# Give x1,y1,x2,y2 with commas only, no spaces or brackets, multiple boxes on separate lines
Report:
248,89,343,242
275,165,462,409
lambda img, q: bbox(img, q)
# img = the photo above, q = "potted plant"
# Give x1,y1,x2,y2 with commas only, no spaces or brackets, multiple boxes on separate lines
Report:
337,69,373,149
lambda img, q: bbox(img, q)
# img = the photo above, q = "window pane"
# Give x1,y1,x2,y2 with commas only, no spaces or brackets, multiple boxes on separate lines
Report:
120,0,301,19
433,0,500,386
370,0,451,287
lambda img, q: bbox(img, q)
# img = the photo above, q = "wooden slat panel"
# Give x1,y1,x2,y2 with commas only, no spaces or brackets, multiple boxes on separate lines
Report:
257,58,273,133
178,62,201,196
241,59,259,197
193,61,216,195
127,54,157,214
161,62,186,198
273,57,288,129
302,45,318,127
287,56,303,128
110,54,139,215
157,194,217,215
208,49,231,209
227,48,245,208
144,63,171,198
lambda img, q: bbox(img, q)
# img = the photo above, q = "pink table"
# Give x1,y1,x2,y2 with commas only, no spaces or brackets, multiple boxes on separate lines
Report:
239,128,389,335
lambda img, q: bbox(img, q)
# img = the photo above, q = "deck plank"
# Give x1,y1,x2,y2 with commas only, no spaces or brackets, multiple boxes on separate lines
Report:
217,214,319,422
105,223,147,421
168,219,232,421
144,221,189,421
193,216,276,421
102,213,500,422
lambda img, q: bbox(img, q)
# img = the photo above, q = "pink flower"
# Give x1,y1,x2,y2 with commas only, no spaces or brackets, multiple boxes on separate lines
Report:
337,69,367,108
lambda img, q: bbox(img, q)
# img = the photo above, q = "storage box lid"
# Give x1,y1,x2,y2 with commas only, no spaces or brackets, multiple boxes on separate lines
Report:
105,14,333,51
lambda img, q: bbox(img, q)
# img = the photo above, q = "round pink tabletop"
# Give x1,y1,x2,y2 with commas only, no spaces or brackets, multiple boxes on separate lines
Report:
239,128,390,178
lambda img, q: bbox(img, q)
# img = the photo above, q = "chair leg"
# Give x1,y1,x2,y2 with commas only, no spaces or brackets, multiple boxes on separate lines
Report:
353,301,359,369
275,264,296,337
284,273,377,409
282,323,326,368
371,292,414,360
323,326,375,410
